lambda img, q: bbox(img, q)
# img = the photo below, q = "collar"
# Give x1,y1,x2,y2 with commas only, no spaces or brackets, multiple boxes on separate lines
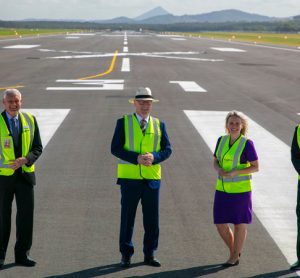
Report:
5,111,19,121
135,113,150,124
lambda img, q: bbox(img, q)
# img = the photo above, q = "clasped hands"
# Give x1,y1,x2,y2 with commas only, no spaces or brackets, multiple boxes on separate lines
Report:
9,157,28,170
218,168,238,178
138,152,154,167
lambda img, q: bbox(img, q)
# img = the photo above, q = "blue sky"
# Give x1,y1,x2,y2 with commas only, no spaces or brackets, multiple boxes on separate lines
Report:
0,0,299,20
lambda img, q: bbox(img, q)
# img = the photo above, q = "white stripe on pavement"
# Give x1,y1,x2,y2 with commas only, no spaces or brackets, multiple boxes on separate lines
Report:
170,81,207,92
184,110,297,265
3,45,40,49
211,47,246,52
22,109,70,147
121,58,130,72
123,46,128,52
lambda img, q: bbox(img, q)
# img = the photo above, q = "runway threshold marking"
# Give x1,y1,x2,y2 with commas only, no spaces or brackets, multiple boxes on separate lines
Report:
211,47,246,52
22,109,70,147
170,81,207,92
184,110,297,265
78,50,119,80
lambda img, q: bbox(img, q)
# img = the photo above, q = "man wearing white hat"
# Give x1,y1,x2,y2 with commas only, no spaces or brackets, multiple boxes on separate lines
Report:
111,87,172,267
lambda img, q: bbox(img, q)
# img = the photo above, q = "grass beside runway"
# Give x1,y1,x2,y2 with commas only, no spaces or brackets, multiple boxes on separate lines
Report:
0,28,84,37
174,32,300,47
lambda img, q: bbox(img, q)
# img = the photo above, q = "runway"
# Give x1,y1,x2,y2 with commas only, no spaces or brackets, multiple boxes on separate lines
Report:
0,30,299,277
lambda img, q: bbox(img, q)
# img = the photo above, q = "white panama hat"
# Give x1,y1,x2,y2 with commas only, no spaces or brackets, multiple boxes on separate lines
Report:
129,87,159,104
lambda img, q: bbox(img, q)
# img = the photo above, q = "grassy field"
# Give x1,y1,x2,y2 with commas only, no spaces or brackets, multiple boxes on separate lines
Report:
0,28,83,37
176,32,300,47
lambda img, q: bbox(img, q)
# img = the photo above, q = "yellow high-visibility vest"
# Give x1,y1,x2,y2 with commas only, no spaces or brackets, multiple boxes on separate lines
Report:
117,114,161,180
215,135,252,193
0,112,35,176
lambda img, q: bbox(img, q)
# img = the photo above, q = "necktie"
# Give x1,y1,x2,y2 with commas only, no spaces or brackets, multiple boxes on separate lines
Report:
140,119,147,135
11,117,19,146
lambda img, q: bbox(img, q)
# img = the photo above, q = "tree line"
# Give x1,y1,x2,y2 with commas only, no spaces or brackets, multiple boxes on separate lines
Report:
0,19,300,33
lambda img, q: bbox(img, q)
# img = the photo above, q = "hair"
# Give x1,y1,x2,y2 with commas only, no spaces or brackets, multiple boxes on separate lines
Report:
3,88,22,100
225,110,248,136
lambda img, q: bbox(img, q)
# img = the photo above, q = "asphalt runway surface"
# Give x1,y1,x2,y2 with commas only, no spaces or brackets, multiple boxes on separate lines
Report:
0,31,300,277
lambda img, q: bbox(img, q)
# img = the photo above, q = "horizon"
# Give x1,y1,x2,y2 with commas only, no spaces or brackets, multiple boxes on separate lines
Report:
1,1,300,21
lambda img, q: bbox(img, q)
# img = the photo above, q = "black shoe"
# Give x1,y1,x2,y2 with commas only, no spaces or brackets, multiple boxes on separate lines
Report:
144,256,161,267
290,261,300,271
222,260,239,268
120,256,131,268
15,257,36,267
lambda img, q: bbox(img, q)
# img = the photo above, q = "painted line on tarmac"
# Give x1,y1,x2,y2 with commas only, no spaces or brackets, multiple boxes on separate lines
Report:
171,38,186,41
121,58,130,72
3,44,40,49
123,46,128,52
170,81,207,92
184,110,297,265
78,50,118,80
211,47,246,52
22,109,70,147
46,79,124,91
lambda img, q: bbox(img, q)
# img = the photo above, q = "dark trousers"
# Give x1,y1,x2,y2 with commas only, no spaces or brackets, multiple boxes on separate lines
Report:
0,173,34,260
297,180,300,261
119,181,159,257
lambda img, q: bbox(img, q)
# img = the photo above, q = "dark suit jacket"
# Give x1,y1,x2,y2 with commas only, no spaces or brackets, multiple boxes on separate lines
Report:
111,114,172,189
0,110,43,186
292,126,300,176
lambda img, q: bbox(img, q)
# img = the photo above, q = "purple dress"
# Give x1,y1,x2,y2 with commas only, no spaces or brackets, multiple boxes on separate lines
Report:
213,137,258,224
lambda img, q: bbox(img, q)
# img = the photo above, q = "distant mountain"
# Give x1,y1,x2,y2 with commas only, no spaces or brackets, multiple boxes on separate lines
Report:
93,16,135,24
139,9,274,24
134,6,170,21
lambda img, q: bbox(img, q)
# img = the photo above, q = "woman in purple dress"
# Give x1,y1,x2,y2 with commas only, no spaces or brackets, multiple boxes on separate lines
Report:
213,111,259,267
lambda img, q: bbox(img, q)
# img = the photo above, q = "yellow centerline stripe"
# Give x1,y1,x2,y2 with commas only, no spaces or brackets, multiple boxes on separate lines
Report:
78,50,119,80
0,85,24,90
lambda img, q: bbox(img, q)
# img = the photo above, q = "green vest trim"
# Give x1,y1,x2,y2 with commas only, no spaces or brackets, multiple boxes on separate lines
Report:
0,112,35,176
215,135,252,193
117,114,161,180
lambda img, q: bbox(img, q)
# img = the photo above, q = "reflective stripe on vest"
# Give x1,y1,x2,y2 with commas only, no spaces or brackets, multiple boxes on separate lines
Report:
117,114,161,180
297,125,300,180
215,135,252,193
0,112,35,176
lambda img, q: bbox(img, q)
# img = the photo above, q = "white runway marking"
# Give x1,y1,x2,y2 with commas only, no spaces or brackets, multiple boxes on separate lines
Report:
22,109,70,147
170,81,207,92
67,33,95,36
123,46,128,52
124,41,128,45
47,51,223,62
171,38,186,41
211,47,246,52
3,45,40,49
65,37,80,39
46,79,124,91
184,110,297,265
121,58,130,72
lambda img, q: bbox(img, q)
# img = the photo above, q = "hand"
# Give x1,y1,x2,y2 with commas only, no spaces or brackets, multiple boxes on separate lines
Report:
9,157,28,170
219,169,238,178
138,153,154,166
